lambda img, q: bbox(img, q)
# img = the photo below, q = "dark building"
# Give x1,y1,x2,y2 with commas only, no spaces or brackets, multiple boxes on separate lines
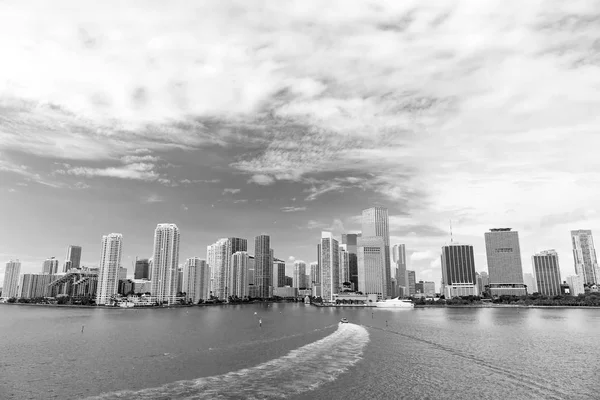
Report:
254,235,271,298
65,245,82,272
285,276,293,286
118,279,134,295
441,244,478,297
134,258,150,280
415,281,424,294
342,233,359,291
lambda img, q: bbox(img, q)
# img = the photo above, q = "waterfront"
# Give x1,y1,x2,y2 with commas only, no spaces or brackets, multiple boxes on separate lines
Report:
1,304,599,399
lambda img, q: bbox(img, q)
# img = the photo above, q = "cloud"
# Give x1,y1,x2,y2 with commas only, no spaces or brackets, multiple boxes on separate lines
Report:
7,188,16,193
59,163,159,181
233,199,248,203
281,206,307,213
73,182,91,189
410,250,438,262
181,204,189,211
143,194,163,203
222,188,241,194
248,174,275,186
180,179,221,184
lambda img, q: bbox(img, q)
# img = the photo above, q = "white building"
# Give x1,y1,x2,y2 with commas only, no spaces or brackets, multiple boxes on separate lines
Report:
96,234,123,305
523,273,537,294
293,260,307,289
362,207,392,298
150,224,180,305
339,245,350,287
320,232,339,302
42,257,59,275
231,251,250,299
571,230,600,285
3,260,21,298
183,257,209,303
566,275,585,296
206,238,247,300
358,236,387,300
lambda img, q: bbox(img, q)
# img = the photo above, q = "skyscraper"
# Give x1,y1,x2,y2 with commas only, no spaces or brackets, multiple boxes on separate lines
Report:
358,236,387,299
407,270,416,295
523,272,537,294
183,257,209,303
361,207,391,297
310,261,320,287
441,244,478,297
342,234,359,291
566,275,585,296
339,245,350,286
273,258,286,287
18,274,52,299
42,257,59,275
532,250,562,297
293,260,307,289
231,251,251,299
150,224,180,305
3,260,21,298
134,258,150,280
65,245,82,272
392,244,407,297
96,234,123,305
571,230,600,285
206,237,247,300
484,228,526,296
320,231,339,302
254,234,271,299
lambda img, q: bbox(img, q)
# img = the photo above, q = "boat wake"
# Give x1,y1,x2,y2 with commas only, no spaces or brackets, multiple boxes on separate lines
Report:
87,323,370,400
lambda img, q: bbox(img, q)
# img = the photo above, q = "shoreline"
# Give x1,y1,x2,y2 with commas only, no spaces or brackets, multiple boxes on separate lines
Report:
415,304,600,309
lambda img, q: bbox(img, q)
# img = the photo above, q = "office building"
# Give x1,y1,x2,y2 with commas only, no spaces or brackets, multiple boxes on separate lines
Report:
362,207,392,297
441,244,478,298
150,224,180,305
342,233,359,291
484,228,527,296
310,261,320,287
64,245,82,272
42,257,59,275
422,281,436,297
523,273,537,294
118,267,127,281
339,245,350,286
415,281,423,294
393,244,407,297
571,230,600,285
566,275,585,296
407,270,416,296
358,235,387,300
230,251,250,299
532,250,562,297
207,237,247,300
184,257,209,303
96,233,123,305
293,260,307,289
254,234,271,298
134,258,150,280
273,258,286,288
320,231,340,302
3,260,21,298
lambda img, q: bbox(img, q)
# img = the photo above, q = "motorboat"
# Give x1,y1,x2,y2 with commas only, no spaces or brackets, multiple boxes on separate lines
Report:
340,318,349,323
373,297,414,308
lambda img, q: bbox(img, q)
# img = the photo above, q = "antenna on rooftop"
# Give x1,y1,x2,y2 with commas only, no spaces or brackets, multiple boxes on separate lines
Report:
449,219,453,243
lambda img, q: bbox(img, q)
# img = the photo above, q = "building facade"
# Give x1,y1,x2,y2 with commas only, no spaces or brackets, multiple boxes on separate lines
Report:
207,237,247,300
392,244,407,297
96,233,123,305
19,274,53,298
134,258,150,280
358,236,387,300
339,246,350,286
441,244,479,298
254,235,271,299
150,224,180,305
571,230,600,286
342,233,359,291
484,228,527,296
65,245,82,272
532,250,562,297
407,270,416,296
566,275,585,296
42,257,59,275
320,231,340,302
293,260,307,289
230,251,250,299
362,207,392,298
3,260,21,298
523,272,537,294
273,258,286,288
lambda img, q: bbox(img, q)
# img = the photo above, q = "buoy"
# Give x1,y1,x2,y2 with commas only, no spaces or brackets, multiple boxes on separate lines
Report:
81,325,84,333
259,319,262,327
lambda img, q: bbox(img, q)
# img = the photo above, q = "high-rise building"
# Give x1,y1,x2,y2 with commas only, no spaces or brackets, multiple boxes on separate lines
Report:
206,237,247,300
65,245,82,272
254,235,271,298
320,232,339,302
231,251,251,299
150,224,180,305
96,234,123,305
392,244,407,297
118,267,127,281
177,266,183,294
415,281,424,294
342,234,359,291
273,258,286,288
566,275,585,296
422,281,436,297
284,276,293,287
441,244,478,298
248,255,255,287
523,272,537,294
293,260,307,289
339,245,350,287
532,250,562,297
310,261,320,287
3,260,21,298
18,274,53,299
183,257,209,303
358,236,387,299
480,271,489,292
42,257,59,275
362,207,392,297
134,258,150,280
484,228,527,296
571,230,600,285
407,270,416,295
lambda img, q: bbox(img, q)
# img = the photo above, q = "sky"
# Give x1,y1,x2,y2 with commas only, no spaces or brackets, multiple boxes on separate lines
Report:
1,0,600,289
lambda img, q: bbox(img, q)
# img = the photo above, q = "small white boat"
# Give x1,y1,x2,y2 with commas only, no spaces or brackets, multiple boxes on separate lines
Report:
119,301,135,308
340,318,349,323
373,297,414,308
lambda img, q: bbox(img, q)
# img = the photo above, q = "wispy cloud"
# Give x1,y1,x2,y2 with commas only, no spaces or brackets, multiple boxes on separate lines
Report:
223,188,241,195
143,194,163,203
281,206,307,213
58,163,159,181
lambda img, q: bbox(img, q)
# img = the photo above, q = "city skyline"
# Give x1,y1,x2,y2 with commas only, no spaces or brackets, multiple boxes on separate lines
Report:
2,1,600,291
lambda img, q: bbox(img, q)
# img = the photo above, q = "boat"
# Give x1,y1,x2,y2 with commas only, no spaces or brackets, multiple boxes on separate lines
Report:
119,301,135,308
373,297,414,308
340,318,349,323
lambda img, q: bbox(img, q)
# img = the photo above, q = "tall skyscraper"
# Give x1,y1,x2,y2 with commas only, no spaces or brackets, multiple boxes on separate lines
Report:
207,237,247,300
18,274,52,299
118,267,127,281
407,270,416,295
566,275,585,296
3,260,21,298
358,236,387,299
293,260,307,289
320,231,339,302
342,234,359,291
480,271,489,291
183,257,209,303
392,244,407,297
96,234,123,305
150,224,180,305
441,244,478,297
231,251,251,299
134,258,150,280
532,250,562,297
273,258,286,287
339,245,350,286
484,228,526,296
571,230,599,285
361,207,392,297
254,234,271,298
310,261,320,287
64,245,82,272
523,272,537,294
42,257,59,275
